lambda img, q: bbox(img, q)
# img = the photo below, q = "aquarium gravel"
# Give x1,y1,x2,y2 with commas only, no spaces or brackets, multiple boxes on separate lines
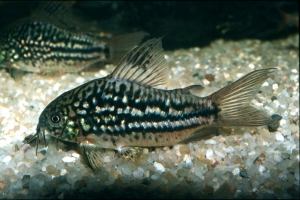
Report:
0,34,299,199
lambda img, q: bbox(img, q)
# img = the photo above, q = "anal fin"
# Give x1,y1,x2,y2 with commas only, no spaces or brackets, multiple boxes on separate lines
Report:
78,140,105,174
119,147,143,162
179,127,220,144
9,68,27,81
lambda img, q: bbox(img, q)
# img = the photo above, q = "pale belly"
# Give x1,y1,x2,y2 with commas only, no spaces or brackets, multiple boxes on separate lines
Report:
83,126,201,150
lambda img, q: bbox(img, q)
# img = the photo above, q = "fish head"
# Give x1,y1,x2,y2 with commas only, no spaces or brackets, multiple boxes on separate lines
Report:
37,95,81,144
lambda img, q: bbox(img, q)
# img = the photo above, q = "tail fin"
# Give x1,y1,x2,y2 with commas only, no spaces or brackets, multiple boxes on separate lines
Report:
108,31,149,63
209,68,276,127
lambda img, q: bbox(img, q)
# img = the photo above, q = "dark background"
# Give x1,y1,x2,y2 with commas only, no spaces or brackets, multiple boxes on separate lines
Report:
0,1,298,50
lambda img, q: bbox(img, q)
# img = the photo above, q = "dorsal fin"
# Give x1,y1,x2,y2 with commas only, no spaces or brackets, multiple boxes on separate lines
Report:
30,1,76,29
110,38,169,88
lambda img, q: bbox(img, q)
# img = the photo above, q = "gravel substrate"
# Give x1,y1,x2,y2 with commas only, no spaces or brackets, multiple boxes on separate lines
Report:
0,34,299,199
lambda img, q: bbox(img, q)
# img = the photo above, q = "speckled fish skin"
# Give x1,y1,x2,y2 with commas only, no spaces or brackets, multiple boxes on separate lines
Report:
38,76,218,147
28,38,277,173
0,21,114,74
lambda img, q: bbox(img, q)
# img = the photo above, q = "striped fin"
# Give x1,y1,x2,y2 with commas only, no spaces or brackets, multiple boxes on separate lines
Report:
30,1,75,29
110,38,169,88
210,68,276,126
108,31,149,63
78,141,104,174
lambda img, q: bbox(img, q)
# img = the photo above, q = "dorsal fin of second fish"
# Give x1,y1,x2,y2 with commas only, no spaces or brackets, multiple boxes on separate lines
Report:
29,1,76,30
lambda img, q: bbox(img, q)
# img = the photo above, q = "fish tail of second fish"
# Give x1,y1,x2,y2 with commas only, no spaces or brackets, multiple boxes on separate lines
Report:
108,31,150,63
180,68,279,144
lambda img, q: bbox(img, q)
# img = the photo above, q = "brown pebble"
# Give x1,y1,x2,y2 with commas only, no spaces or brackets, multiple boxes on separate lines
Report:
179,146,190,154
114,171,120,179
230,155,241,164
184,176,192,184
195,152,205,160
212,161,219,168
254,160,262,165
205,74,215,82
219,137,226,143
204,185,214,194
233,136,239,142
227,185,237,194
0,182,5,189
281,75,288,81
46,165,57,174
286,187,295,194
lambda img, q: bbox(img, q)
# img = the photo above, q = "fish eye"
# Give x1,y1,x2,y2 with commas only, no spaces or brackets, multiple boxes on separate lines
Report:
50,113,61,123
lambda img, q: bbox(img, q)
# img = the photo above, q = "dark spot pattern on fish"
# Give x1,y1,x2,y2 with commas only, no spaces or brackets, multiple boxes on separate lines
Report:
1,22,109,69
69,82,219,137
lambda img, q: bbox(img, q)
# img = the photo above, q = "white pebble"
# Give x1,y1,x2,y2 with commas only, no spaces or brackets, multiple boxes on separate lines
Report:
241,151,247,157
215,150,225,158
278,172,287,180
275,132,284,142
153,162,165,173
272,84,278,90
25,151,35,159
151,175,159,180
205,139,216,145
186,156,192,164
62,156,76,163
133,170,143,179
138,167,144,173
226,146,234,153
274,153,282,162
232,168,240,176
206,149,214,159
103,156,110,163
71,151,80,158
3,156,12,164
121,167,132,176
283,130,291,136
280,119,289,129
0,106,9,117
60,169,67,176
75,77,85,84
258,165,266,173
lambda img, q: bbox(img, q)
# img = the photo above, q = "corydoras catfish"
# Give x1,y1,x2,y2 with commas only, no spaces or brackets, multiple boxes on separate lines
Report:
25,38,279,173
0,1,147,79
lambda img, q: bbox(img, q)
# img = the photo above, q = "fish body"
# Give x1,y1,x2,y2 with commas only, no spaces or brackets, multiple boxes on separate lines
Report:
0,21,110,74
27,38,278,173
0,2,147,78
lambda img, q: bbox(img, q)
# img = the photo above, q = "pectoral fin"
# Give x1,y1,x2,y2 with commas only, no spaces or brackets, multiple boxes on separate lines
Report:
78,139,105,174
119,147,143,162
9,68,27,81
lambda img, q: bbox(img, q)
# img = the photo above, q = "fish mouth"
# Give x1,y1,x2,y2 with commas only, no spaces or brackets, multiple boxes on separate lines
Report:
23,124,47,155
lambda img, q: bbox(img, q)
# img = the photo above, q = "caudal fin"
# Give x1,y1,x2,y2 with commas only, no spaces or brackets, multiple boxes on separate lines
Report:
209,68,276,127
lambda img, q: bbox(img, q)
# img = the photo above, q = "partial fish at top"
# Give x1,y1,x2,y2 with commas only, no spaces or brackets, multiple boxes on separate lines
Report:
0,1,148,79
24,38,280,173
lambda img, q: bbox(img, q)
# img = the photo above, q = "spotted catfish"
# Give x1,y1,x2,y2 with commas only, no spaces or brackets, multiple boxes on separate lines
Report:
0,1,147,79
25,38,278,173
